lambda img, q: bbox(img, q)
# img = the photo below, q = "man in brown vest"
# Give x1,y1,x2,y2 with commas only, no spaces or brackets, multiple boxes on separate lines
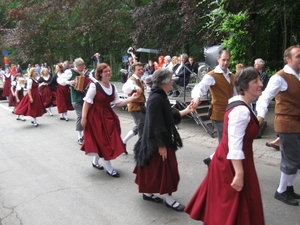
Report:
256,45,300,206
122,62,146,153
191,50,236,165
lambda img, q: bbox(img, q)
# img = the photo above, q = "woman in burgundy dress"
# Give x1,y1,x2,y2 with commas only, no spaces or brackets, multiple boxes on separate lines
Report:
15,67,46,127
2,68,12,101
185,67,265,225
38,68,55,116
53,63,73,121
14,76,26,121
9,73,25,120
8,73,19,110
133,69,193,212
80,63,139,177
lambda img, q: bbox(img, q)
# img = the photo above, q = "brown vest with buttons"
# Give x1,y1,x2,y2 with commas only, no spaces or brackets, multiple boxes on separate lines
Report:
127,76,146,112
274,70,300,133
209,71,235,121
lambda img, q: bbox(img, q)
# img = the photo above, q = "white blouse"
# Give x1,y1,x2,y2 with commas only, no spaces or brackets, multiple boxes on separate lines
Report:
83,82,122,105
26,79,33,89
226,96,253,160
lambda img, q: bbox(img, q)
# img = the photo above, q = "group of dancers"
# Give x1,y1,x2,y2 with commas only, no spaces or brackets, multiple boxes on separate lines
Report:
2,63,74,126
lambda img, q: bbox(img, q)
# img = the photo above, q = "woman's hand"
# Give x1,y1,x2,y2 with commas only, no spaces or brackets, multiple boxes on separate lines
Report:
158,146,167,161
81,118,87,128
231,173,244,192
29,98,33,103
130,92,141,100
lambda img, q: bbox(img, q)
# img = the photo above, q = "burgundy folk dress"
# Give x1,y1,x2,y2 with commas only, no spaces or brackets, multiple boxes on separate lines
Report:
2,74,11,98
38,77,56,108
8,81,24,108
15,79,46,118
81,83,125,160
185,103,265,225
56,82,73,113
8,80,17,107
133,88,182,195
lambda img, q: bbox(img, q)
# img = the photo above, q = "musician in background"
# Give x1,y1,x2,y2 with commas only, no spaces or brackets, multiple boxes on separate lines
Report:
58,58,90,145
91,53,104,70
127,57,134,80
127,45,140,62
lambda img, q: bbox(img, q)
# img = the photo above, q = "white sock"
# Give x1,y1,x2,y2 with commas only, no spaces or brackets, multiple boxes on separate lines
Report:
64,112,68,119
60,113,63,118
277,172,295,193
46,107,52,115
122,130,136,144
33,118,37,123
165,194,179,207
210,152,215,159
287,169,300,186
77,131,82,139
92,155,100,165
104,160,113,173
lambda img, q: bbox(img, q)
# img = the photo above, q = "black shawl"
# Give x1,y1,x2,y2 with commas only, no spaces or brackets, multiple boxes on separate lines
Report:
134,87,183,167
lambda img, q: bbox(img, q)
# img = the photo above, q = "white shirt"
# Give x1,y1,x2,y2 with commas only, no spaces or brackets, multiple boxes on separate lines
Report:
26,79,33,89
57,67,85,86
191,65,237,98
174,64,182,75
84,82,122,105
163,62,174,72
226,96,253,160
256,65,300,118
122,74,141,94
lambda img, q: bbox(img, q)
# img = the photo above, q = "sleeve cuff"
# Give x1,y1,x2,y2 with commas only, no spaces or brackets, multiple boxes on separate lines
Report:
227,150,245,160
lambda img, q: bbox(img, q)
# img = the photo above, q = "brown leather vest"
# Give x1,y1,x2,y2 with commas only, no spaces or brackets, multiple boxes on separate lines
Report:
127,76,146,112
274,70,300,133
209,71,235,121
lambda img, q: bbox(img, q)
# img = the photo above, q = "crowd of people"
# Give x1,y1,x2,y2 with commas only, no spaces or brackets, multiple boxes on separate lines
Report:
1,45,300,223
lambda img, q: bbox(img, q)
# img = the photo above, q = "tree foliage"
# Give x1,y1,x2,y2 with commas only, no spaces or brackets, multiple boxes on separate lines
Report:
1,0,300,74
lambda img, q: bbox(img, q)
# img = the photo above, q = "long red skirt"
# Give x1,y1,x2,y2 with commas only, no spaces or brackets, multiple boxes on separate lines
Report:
134,147,180,194
15,82,46,117
56,84,73,113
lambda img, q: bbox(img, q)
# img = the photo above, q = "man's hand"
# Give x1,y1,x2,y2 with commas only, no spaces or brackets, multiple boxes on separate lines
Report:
190,97,200,109
135,86,143,95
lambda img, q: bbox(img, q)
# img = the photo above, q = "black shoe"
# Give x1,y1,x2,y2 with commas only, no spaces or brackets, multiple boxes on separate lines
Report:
92,163,104,170
123,143,128,155
287,186,300,199
60,117,65,120
106,169,120,178
172,91,180,97
167,91,173,96
142,194,163,203
165,201,185,212
274,190,299,206
78,138,83,145
203,157,211,166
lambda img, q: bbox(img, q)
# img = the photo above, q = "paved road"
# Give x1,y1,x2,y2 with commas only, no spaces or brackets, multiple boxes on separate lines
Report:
0,83,299,225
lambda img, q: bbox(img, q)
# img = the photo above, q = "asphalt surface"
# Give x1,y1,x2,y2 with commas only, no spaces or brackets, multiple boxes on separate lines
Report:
0,82,299,225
